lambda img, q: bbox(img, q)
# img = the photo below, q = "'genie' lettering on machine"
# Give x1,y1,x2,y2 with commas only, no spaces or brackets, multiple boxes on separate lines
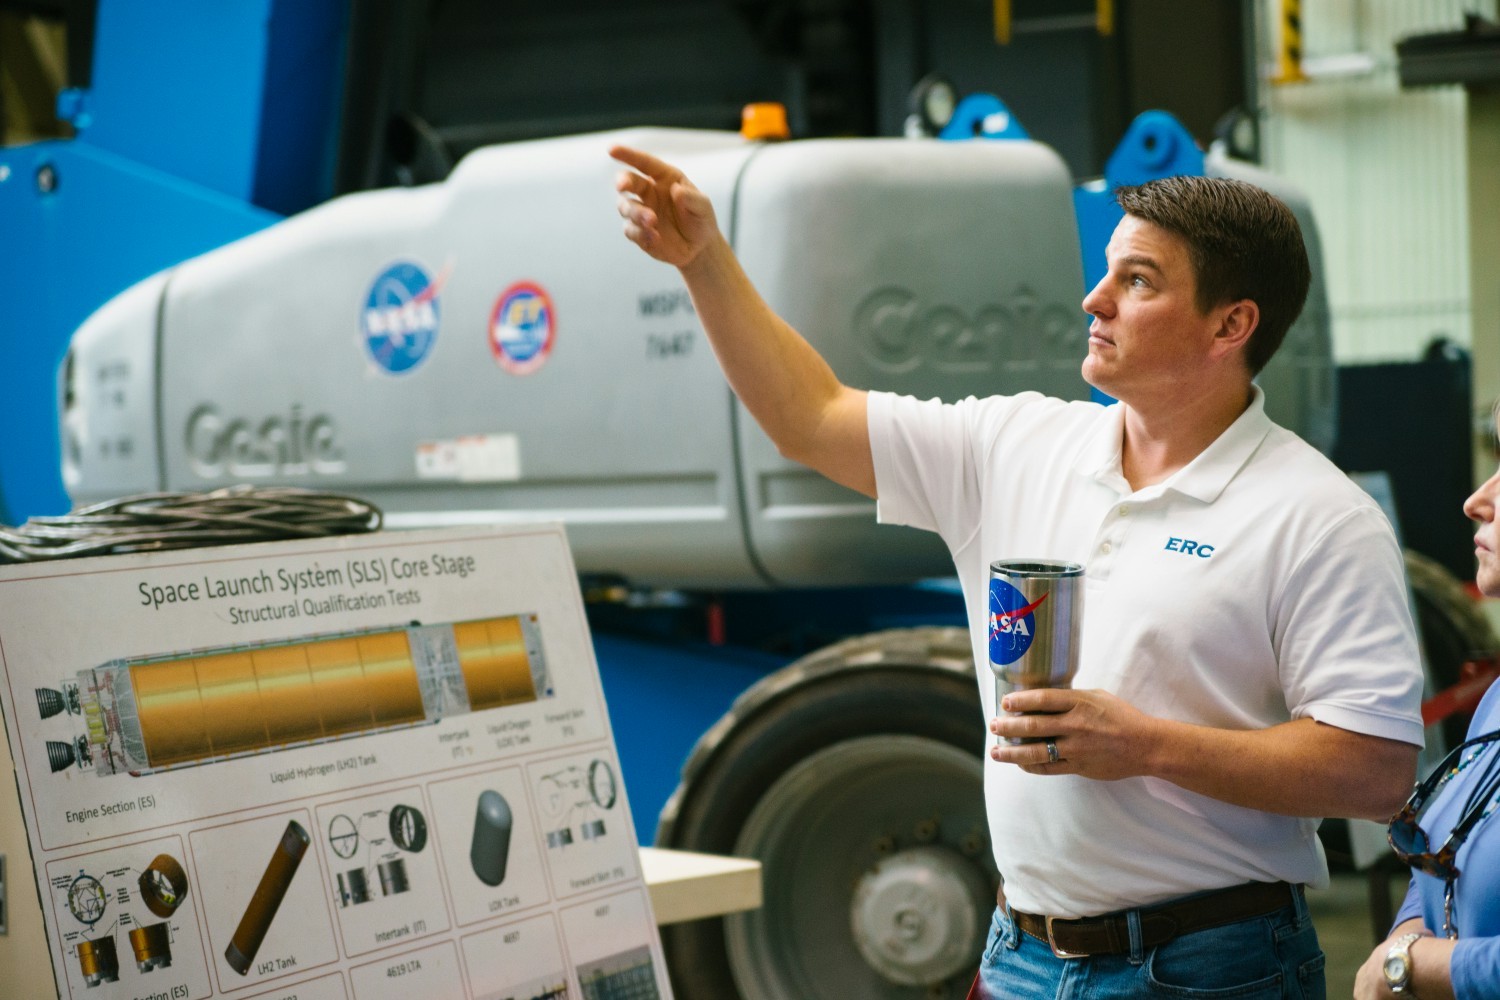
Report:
185,403,345,478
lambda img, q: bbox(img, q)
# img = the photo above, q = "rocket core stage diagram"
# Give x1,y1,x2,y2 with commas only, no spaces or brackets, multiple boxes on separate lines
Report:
34,615,552,778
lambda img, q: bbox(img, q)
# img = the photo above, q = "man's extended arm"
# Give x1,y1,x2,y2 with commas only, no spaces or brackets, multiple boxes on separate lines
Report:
991,687,1417,820
611,145,874,497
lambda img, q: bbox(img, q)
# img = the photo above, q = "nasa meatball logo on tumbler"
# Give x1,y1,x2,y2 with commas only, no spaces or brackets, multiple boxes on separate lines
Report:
988,560,1083,744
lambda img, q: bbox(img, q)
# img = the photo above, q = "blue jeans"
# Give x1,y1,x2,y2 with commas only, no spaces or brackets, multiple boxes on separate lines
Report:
976,887,1326,999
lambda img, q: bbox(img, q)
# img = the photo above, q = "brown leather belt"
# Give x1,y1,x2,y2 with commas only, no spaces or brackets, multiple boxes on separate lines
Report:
1010,881,1297,959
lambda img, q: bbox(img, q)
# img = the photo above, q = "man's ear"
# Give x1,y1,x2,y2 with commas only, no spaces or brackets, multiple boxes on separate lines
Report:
1212,299,1259,360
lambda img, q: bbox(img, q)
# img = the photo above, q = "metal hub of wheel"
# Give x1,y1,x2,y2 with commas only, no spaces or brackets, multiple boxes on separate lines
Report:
850,845,993,986
724,735,992,999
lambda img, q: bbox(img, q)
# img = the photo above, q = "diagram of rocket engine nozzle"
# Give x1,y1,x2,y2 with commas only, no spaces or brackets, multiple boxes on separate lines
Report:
36,615,550,778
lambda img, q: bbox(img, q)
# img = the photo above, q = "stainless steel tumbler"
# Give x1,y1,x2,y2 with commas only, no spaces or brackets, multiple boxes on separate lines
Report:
987,559,1084,745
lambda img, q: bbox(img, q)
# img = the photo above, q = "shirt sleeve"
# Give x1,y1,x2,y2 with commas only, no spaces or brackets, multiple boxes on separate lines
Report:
867,390,977,549
1453,938,1500,1000
1273,505,1425,745
868,390,1038,551
1392,877,1422,931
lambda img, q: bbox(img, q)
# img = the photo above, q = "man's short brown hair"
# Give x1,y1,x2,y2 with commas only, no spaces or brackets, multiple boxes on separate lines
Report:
1115,176,1311,375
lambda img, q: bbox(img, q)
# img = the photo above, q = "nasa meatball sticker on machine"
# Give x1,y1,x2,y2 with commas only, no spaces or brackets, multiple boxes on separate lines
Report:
0,526,672,999
362,259,448,374
489,281,556,375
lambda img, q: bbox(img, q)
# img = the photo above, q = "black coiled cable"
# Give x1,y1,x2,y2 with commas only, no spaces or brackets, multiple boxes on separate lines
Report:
0,486,382,563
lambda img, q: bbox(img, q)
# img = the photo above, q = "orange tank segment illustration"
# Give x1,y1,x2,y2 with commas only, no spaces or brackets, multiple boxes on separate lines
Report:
35,615,551,778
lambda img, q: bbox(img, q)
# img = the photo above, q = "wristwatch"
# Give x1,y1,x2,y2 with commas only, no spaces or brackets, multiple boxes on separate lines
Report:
1383,931,1424,995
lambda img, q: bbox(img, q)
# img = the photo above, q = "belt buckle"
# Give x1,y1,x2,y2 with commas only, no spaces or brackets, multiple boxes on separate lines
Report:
1044,915,1087,959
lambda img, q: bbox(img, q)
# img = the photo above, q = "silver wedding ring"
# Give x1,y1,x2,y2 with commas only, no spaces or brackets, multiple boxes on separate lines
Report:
1045,739,1060,764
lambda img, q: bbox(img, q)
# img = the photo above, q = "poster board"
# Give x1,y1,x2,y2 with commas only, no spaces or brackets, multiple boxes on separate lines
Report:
0,524,672,999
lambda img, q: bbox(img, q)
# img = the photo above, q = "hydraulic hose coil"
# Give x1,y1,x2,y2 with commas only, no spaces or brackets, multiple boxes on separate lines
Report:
0,486,381,563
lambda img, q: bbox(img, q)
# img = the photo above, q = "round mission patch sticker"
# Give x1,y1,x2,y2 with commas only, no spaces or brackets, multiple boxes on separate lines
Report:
489,281,556,375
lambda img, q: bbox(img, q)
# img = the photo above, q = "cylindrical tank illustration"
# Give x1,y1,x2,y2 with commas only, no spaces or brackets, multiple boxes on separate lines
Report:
377,857,410,896
588,759,617,809
77,936,119,987
471,790,513,887
44,614,550,778
389,804,427,852
226,820,310,976
139,854,190,918
129,922,173,972
337,868,371,907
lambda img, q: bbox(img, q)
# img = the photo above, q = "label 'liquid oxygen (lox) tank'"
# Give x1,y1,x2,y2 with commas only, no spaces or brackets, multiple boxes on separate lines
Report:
63,128,1093,589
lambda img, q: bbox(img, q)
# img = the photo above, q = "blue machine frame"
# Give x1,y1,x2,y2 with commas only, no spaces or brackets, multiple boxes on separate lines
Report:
0,0,346,524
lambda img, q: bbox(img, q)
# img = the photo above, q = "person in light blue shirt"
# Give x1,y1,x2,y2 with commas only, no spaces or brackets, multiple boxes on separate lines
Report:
1357,405,1500,1000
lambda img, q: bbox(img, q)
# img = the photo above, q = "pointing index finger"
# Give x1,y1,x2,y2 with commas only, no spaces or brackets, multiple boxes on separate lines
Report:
609,145,675,180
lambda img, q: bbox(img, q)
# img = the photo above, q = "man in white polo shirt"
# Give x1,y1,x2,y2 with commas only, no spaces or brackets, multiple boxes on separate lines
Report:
610,145,1424,997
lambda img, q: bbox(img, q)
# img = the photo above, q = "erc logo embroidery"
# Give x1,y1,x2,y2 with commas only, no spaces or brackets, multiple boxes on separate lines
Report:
1164,537,1215,558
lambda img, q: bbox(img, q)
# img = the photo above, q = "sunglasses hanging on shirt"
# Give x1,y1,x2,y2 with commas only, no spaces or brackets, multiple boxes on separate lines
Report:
1387,728,1500,938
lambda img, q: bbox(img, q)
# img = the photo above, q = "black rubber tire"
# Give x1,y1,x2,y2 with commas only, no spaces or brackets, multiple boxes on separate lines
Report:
656,627,985,1000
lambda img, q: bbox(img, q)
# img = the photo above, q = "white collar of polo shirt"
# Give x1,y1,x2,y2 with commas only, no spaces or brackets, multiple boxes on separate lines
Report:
1070,385,1275,503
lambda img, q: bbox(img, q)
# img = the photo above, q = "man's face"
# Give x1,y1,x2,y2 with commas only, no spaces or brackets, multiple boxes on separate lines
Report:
1080,215,1224,401
1465,417,1500,598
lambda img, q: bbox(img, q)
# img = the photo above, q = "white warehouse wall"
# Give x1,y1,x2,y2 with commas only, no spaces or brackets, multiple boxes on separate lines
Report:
1255,0,1492,364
